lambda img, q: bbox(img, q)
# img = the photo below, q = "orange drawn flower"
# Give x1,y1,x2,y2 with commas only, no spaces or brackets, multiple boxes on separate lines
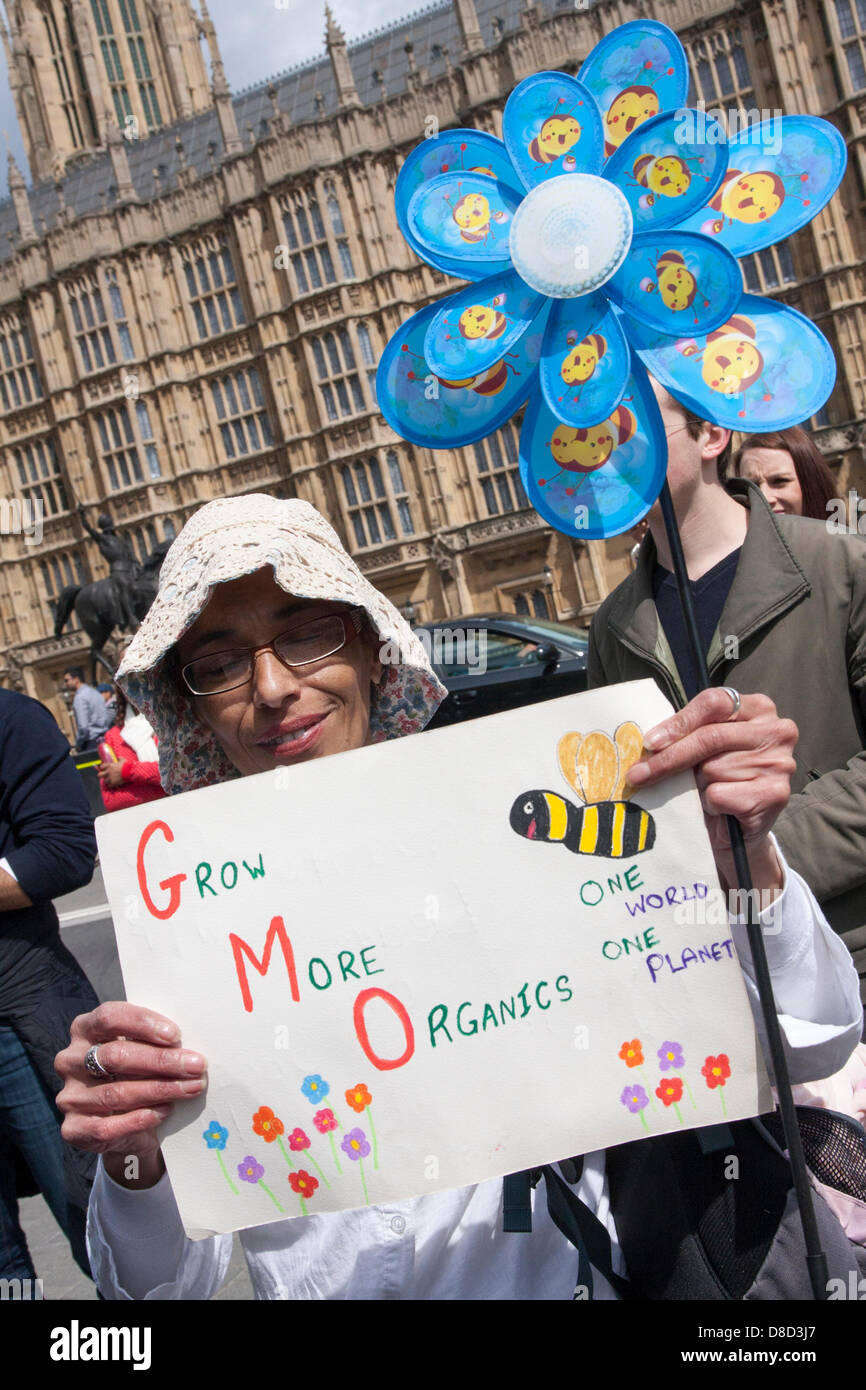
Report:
252,1106,284,1142
618,1039,644,1068
345,1083,373,1113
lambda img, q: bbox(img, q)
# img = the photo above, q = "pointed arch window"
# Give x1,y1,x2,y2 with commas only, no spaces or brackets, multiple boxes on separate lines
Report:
0,312,43,413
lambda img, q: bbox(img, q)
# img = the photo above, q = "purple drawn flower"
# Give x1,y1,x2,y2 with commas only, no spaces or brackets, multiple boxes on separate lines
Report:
620,1085,649,1114
657,1041,685,1071
237,1155,265,1185
340,1127,371,1162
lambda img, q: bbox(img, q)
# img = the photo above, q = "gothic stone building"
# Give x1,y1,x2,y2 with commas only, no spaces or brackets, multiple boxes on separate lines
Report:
0,0,864,736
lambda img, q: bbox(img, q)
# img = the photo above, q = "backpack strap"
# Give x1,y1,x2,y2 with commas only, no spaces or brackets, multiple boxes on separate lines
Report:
501,1165,634,1300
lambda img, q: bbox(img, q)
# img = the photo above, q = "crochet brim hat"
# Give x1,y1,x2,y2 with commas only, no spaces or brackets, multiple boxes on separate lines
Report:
117,495,447,795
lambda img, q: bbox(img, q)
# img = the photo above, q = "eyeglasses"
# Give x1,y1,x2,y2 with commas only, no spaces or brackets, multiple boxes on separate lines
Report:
664,423,692,441
181,608,365,696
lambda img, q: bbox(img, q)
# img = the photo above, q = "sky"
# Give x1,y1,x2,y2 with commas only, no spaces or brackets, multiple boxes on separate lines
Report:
0,0,416,196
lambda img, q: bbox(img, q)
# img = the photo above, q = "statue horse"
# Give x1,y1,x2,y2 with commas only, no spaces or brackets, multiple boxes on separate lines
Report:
53,540,172,680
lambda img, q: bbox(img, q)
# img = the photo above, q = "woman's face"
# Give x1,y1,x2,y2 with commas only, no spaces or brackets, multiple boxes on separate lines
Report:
176,569,382,777
736,447,803,515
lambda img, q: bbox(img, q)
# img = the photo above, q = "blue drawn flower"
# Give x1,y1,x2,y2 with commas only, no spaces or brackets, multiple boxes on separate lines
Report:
377,19,845,542
203,1121,228,1150
301,1074,330,1104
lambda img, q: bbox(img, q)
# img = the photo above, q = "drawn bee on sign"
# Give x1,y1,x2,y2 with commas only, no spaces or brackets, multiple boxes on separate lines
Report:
509,722,656,859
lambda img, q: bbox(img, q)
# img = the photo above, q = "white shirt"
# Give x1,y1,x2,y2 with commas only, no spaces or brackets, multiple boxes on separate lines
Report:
87,855,863,1301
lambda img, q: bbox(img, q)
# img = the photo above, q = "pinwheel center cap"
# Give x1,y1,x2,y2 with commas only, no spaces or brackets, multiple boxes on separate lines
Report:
509,174,633,298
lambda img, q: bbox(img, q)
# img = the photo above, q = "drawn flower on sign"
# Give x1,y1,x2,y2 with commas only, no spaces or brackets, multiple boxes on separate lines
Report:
288,1127,311,1152
620,1085,649,1114
702,1053,731,1116
656,1076,683,1107
341,1128,372,1162
237,1155,284,1213
203,1121,229,1151
204,1120,239,1195
289,1170,319,1198
701,1054,731,1089
618,1039,644,1068
345,1083,373,1114
341,1127,372,1206
620,1084,651,1133
657,1041,685,1071
301,1075,330,1104
314,1108,338,1135
238,1156,265,1185
252,1106,284,1143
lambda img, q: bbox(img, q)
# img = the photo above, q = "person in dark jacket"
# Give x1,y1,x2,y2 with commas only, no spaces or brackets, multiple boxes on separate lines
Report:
588,383,866,1003
0,690,99,1281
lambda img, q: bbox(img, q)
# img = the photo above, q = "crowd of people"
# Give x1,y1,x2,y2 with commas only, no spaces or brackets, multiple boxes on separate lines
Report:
2,390,864,1302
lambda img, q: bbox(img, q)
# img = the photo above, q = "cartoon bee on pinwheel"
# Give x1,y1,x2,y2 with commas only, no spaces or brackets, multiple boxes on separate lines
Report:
510,723,656,859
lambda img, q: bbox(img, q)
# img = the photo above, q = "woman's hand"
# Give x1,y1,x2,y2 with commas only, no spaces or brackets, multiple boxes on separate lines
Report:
626,689,798,895
55,1003,207,1189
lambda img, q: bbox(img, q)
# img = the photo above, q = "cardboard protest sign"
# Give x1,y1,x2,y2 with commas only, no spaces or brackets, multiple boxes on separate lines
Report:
98,679,771,1238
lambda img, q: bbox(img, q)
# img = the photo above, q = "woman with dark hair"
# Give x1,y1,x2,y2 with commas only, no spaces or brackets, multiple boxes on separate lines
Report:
733,426,840,519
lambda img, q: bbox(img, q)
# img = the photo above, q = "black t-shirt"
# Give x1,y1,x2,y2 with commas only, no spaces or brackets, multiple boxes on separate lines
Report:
652,548,741,701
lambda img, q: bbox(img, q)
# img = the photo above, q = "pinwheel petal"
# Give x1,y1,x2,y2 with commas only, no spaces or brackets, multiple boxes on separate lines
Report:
395,130,520,280
627,292,837,429
405,171,522,277
577,19,689,162
539,294,630,428
520,355,667,539
676,115,847,257
423,268,546,381
376,300,550,449
605,110,729,233
502,71,604,190
607,231,742,336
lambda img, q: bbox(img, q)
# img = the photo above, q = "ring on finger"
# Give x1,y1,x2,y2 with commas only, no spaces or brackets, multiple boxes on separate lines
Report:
84,1044,114,1080
720,686,741,722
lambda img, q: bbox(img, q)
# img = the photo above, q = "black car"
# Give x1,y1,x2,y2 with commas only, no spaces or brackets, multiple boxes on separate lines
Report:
413,613,589,727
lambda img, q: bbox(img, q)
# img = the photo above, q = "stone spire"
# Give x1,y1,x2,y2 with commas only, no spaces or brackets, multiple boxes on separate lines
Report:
154,1,193,119
5,142,35,244
325,4,359,109
206,27,243,159
70,0,107,141
453,0,483,56
3,12,51,181
106,118,135,202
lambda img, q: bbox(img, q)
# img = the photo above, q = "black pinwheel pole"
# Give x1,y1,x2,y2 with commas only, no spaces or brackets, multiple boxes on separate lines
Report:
657,479,828,1302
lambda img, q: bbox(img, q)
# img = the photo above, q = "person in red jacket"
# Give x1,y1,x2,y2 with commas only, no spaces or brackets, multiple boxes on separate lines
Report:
97,686,167,812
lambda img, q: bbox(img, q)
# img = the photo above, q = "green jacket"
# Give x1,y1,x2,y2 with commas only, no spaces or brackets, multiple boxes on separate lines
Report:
588,479,866,999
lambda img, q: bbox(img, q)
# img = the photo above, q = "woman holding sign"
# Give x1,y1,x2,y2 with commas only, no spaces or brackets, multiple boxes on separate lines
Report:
55,496,861,1301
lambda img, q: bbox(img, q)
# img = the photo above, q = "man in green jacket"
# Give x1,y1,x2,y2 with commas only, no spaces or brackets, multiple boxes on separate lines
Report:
589,383,866,1003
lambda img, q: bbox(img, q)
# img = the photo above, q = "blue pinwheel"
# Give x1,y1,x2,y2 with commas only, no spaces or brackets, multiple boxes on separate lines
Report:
376,19,846,539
